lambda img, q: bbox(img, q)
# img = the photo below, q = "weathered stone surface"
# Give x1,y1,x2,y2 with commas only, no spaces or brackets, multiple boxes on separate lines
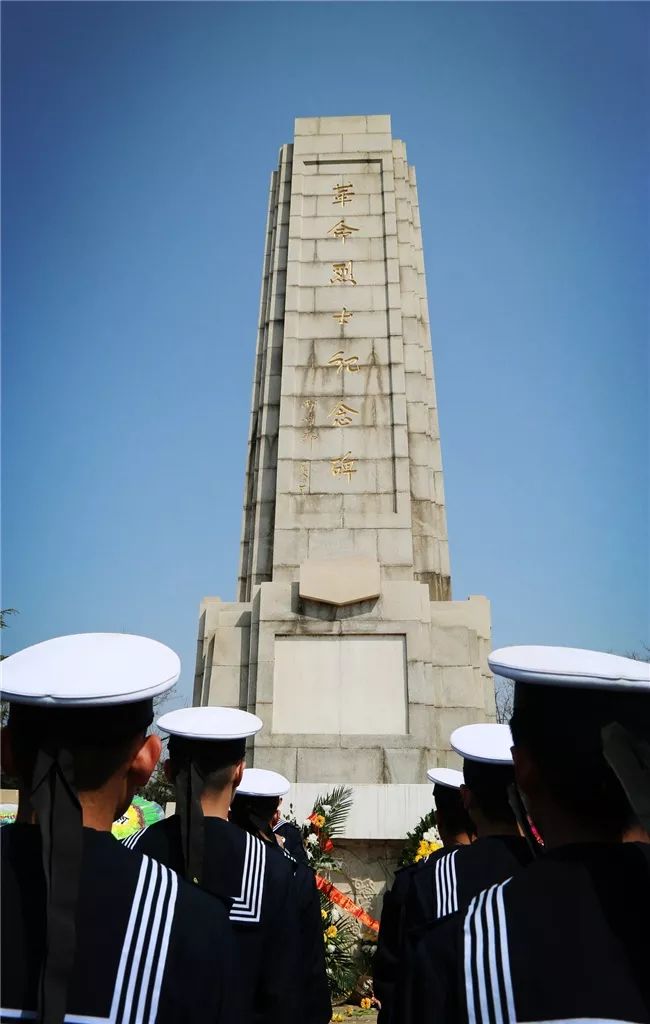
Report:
297,748,384,784
272,634,407,736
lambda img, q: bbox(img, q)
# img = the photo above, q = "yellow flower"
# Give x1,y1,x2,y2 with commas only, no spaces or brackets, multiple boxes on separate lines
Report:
360,997,372,1010
413,837,443,863
321,909,328,921
326,924,338,939
331,1015,344,1023
313,813,326,828
346,1009,354,1017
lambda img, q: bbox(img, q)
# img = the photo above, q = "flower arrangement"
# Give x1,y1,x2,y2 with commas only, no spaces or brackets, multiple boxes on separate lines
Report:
286,787,358,999
296,785,353,873
397,808,442,867
321,895,357,1002
287,786,383,1007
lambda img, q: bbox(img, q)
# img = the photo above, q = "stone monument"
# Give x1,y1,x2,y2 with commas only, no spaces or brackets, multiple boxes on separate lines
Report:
193,115,495,899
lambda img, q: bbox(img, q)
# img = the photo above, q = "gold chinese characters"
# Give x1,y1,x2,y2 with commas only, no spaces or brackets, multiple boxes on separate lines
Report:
331,452,357,481
328,401,359,427
330,261,356,285
333,307,353,326
302,399,318,441
298,462,310,494
328,220,358,243
328,351,360,374
332,183,355,207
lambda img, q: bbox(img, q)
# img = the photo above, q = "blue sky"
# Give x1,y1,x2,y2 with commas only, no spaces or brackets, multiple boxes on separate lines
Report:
2,2,648,705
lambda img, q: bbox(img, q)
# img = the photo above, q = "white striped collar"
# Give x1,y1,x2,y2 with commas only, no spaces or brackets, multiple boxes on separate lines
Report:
463,878,515,1024
2,854,179,1024
230,831,266,924
434,848,459,919
121,826,149,851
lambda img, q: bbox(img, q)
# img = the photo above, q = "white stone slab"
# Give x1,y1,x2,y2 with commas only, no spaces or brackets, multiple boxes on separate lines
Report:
272,635,407,734
299,555,380,605
286,783,434,839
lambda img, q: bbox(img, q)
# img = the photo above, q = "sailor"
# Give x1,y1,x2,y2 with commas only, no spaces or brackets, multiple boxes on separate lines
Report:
271,800,309,865
125,706,301,1024
373,766,475,1023
405,723,533,936
409,646,650,1023
0,633,238,1024
426,767,477,851
231,768,332,1024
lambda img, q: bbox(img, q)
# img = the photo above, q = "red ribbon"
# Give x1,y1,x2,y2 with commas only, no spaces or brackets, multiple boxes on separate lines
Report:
315,874,380,933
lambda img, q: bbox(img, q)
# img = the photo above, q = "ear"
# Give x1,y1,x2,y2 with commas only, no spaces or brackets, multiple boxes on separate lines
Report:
512,744,538,801
127,734,162,789
0,728,16,777
232,760,245,789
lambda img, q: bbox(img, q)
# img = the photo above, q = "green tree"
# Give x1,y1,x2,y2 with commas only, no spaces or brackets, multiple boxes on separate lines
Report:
138,760,174,807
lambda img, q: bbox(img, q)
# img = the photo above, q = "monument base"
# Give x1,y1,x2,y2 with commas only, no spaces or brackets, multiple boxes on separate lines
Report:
193,578,495,829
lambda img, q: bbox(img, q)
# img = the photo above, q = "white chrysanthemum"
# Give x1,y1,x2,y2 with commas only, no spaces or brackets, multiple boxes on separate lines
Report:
321,804,331,814
306,833,319,846
423,828,441,843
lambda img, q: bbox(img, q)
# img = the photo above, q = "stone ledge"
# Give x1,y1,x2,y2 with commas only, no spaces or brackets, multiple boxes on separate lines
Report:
282,782,434,839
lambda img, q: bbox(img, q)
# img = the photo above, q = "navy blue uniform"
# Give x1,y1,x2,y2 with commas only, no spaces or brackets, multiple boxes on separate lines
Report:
376,838,531,1024
127,814,300,1024
273,818,309,865
1,823,237,1024
274,845,331,1024
373,861,422,1024
406,836,532,934
409,842,650,1024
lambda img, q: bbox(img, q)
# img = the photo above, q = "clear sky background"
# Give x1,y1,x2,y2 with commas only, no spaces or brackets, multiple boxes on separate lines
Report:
2,1,648,707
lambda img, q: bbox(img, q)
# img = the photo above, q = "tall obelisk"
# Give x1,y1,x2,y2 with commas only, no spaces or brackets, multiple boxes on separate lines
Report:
194,116,494,843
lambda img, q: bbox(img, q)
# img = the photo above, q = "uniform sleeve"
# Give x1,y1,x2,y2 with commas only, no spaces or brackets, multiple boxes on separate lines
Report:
373,870,411,1024
401,914,462,1024
254,860,302,1024
295,868,332,1024
283,823,310,866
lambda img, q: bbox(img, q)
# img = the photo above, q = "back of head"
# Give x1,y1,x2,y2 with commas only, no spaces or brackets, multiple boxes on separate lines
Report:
450,723,517,834
434,783,476,841
158,706,263,885
167,735,245,794
462,761,517,828
7,702,151,795
510,681,650,838
230,792,279,844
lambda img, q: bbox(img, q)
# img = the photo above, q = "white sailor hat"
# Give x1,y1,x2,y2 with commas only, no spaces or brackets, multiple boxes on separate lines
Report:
488,646,650,692
0,632,180,706
157,705,263,739
450,723,514,765
426,767,464,789
236,768,290,798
